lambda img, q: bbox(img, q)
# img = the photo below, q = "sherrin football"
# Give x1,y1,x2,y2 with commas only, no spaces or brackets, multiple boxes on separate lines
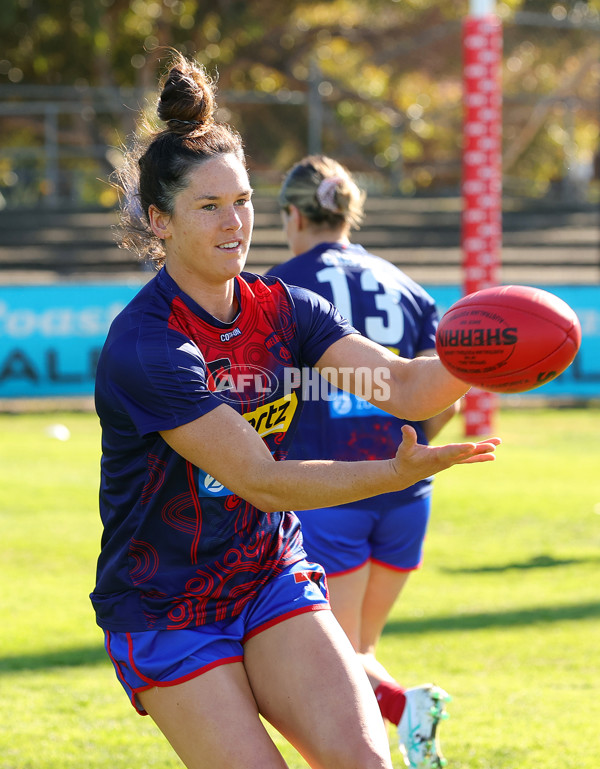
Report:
435,285,582,393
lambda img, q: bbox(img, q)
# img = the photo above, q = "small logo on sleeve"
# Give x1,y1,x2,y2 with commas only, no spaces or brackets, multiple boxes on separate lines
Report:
196,471,232,497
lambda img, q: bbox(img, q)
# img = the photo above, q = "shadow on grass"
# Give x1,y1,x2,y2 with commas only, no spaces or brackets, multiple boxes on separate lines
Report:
0,644,107,674
440,553,600,574
384,599,600,637
4,599,600,671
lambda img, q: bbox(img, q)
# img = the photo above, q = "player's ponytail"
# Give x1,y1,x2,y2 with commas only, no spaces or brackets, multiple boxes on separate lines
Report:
279,155,365,230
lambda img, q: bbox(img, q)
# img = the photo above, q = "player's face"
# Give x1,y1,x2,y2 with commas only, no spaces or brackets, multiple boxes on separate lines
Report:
159,153,254,285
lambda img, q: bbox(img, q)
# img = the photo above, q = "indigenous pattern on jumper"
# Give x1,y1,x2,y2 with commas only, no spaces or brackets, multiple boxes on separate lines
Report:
91,270,353,631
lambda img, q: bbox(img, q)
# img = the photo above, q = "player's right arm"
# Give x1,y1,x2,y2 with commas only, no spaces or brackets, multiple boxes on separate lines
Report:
160,403,499,514
315,332,470,422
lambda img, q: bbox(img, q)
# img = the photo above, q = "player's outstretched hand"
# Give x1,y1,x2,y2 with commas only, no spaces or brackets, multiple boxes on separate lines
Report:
390,424,501,491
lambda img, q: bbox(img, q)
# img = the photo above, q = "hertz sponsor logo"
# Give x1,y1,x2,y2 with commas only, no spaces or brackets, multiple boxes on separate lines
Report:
437,327,517,348
243,392,298,438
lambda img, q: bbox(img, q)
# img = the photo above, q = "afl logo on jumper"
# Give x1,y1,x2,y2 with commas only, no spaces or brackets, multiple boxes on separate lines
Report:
206,358,277,404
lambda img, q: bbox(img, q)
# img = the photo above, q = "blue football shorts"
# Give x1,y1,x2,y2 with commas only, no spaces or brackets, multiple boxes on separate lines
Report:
296,495,432,576
104,558,329,715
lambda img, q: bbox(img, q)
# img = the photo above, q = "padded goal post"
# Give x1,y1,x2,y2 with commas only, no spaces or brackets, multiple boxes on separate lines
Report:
461,2,502,435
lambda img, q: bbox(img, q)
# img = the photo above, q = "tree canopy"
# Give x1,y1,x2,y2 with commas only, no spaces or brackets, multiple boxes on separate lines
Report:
1,0,598,205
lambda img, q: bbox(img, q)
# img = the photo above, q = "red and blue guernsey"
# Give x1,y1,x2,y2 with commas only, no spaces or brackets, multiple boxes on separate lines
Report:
91,268,354,632
268,242,439,506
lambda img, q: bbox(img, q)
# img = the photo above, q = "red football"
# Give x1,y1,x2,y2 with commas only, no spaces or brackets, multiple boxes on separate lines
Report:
435,285,582,393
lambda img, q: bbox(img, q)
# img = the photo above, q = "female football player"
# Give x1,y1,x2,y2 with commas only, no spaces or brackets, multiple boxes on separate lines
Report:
91,51,499,769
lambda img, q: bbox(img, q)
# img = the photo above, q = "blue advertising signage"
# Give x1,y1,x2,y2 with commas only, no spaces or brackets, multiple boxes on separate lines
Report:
0,282,145,398
0,281,598,400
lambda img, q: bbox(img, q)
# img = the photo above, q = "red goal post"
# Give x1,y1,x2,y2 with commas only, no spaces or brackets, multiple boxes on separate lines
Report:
461,1,503,435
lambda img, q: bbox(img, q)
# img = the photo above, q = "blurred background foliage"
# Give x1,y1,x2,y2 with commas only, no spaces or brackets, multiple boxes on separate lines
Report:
0,0,598,208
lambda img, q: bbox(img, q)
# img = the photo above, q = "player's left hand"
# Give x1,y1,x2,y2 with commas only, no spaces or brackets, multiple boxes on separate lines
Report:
389,424,501,490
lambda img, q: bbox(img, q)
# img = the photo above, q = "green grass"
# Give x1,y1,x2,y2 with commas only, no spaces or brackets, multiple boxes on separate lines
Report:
1,407,599,768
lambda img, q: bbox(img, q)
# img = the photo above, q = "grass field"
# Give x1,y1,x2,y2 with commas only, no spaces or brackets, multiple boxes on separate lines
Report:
1,406,599,768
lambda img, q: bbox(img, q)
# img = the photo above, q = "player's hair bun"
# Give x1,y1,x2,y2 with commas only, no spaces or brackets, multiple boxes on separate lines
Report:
114,51,245,268
157,55,216,133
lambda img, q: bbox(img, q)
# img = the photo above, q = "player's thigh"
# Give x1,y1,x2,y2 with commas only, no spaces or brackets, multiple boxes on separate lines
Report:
138,662,287,769
360,563,412,654
326,563,371,649
244,610,392,769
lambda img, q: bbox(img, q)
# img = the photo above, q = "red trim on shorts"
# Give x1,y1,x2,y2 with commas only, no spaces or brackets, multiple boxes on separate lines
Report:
105,630,131,695
126,632,152,682
370,557,422,573
325,557,370,578
242,603,329,644
130,654,244,716
326,557,422,577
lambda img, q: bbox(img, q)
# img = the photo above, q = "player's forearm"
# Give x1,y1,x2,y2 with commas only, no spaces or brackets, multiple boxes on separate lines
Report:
243,456,400,514
318,337,469,422
385,356,469,421
244,425,499,513
163,408,403,514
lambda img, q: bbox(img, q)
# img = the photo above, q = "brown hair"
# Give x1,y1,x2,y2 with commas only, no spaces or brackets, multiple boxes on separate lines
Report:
113,51,245,268
278,155,365,230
